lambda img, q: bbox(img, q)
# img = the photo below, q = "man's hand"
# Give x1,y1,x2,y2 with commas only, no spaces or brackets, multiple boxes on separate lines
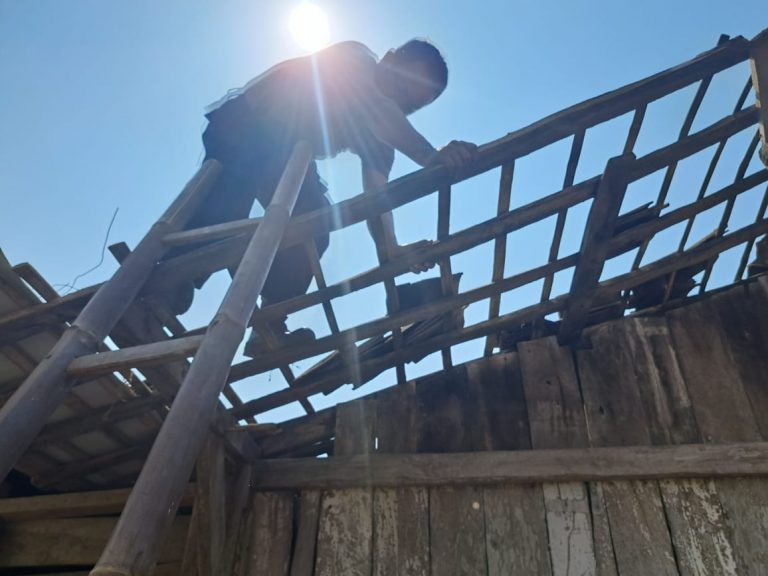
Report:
387,239,435,273
427,140,478,173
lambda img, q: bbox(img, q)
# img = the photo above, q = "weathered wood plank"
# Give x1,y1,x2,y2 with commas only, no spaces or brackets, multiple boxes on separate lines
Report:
518,336,597,576
66,335,204,380
578,321,681,575
250,442,768,489
373,378,430,575
429,486,487,575
415,366,472,452
659,479,739,575
0,515,189,567
559,153,634,344
314,489,373,576
484,484,551,575
465,352,530,451
518,337,588,450
196,434,227,576
375,381,418,454
373,487,429,576
217,463,252,576
0,485,194,522
587,483,619,576
600,481,678,575
335,397,377,456
667,293,762,442
668,285,768,573
289,490,322,576
244,491,294,576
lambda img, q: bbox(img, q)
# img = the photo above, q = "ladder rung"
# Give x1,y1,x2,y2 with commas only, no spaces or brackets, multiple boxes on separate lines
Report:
163,217,261,247
67,335,205,380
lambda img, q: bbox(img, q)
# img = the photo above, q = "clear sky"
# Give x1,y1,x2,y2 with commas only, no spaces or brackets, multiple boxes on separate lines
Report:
1,1,766,422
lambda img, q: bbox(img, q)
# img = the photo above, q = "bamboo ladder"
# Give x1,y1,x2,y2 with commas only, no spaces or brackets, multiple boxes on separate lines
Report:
0,141,314,576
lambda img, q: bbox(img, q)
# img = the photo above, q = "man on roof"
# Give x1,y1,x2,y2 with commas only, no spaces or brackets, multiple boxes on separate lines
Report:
178,39,477,356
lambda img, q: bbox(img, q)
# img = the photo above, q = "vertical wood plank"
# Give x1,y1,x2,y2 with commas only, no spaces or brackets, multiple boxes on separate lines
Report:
245,491,294,576
542,483,596,576
484,485,551,576
217,464,252,576
196,434,227,576
587,483,619,576
519,336,600,576
465,352,530,451
415,366,472,453
314,489,373,576
429,486,487,576
335,397,377,456
180,502,200,576
659,479,738,575
518,337,588,450
376,382,418,454
315,397,375,576
668,285,768,573
374,379,430,576
289,491,322,576
373,487,429,576
667,296,761,443
600,481,678,576
577,322,680,576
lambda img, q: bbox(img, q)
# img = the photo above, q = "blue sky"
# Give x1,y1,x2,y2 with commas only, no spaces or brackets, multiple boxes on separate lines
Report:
1,1,766,422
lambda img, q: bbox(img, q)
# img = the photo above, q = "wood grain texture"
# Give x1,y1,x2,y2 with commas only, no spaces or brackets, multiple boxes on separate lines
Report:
600,481,678,576
289,490,322,576
519,336,597,575
373,488,429,576
314,489,373,576
0,515,189,567
659,479,739,575
429,486,487,576
244,491,293,576
484,485,551,576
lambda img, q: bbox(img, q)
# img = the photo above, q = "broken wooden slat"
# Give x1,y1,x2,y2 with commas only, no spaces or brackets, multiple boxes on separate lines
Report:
66,335,204,380
559,153,635,344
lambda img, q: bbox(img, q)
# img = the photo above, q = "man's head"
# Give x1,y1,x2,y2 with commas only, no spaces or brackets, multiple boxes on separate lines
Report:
377,39,448,115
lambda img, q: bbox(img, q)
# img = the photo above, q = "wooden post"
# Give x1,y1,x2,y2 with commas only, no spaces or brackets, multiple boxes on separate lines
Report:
90,141,312,576
558,153,635,344
0,160,221,483
751,29,768,167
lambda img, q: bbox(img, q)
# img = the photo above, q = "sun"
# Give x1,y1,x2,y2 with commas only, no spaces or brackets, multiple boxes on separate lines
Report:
289,3,330,52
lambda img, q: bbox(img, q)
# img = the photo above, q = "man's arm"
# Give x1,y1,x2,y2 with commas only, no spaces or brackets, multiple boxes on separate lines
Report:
363,165,433,272
363,97,478,171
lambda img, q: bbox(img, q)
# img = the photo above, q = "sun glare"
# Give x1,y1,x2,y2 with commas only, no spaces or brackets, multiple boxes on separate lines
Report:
289,3,330,52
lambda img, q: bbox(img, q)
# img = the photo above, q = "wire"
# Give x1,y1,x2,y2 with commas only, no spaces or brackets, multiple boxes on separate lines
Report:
53,207,119,295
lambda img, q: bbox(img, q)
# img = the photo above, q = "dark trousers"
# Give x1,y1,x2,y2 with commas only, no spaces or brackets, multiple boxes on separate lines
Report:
177,123,331,311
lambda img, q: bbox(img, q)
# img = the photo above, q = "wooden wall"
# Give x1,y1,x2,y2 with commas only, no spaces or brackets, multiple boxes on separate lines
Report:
224,278,768,576
2,278,767,575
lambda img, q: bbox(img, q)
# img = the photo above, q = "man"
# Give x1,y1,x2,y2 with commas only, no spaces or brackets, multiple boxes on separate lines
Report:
180,39,477,356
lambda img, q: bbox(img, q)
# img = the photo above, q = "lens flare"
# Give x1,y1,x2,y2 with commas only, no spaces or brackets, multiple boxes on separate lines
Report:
289,3,330,52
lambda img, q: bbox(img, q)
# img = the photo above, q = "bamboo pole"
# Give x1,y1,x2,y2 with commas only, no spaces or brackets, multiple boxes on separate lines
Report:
0,160,221,483
90,141,312,576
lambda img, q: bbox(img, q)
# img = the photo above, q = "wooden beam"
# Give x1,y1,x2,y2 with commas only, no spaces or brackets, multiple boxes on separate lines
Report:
0,485,195,522
66,335,205,380
751,29,768,167
91,141,313,576
559,153,634,343
250,442,768,490
0,161,222,484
